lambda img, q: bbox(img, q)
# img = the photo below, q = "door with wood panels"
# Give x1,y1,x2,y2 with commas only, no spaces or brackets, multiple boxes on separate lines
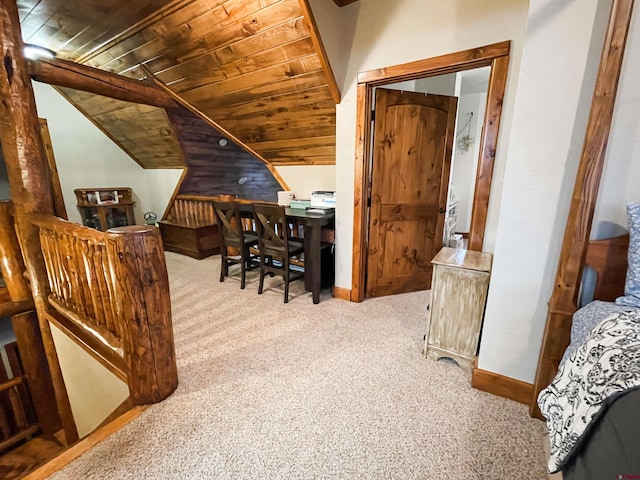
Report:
366,88,457,298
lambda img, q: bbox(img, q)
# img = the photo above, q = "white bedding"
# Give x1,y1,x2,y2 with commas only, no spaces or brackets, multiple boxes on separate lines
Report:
538,308,640,472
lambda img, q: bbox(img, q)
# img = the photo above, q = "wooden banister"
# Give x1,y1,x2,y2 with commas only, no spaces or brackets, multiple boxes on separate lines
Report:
32,215,178,405
106,225,178,404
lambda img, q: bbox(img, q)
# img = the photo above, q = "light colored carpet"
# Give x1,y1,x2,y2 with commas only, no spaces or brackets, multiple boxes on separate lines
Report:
50,252,548,479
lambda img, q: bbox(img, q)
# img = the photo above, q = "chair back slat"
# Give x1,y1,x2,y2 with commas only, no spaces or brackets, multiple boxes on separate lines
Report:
252,204,290,257
212,200,244,248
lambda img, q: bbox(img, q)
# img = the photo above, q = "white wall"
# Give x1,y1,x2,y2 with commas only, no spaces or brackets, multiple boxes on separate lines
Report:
32,83,183,224
50,323,129,438
593,5,640,237
478,0,614,381
331,0,530,289
415,73,458,96
451,91,486,232
322,0,639,384
275,165,336,199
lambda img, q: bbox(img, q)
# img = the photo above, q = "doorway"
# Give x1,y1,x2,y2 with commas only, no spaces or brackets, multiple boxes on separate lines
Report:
351,41,511,302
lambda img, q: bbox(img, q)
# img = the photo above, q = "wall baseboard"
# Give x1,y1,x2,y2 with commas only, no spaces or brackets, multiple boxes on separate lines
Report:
332,286,351,301
471,367,534,406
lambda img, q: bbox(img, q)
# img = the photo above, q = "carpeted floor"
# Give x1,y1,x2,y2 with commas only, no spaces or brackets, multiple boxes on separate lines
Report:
50,252,549,479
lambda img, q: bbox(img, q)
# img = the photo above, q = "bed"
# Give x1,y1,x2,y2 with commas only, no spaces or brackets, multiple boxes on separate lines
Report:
538,205,640,478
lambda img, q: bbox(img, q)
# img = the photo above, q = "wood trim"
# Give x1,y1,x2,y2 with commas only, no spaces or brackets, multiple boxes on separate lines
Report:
467,55,509,250
331,285,351,301
350,83,373,302
298,0,341,104
39,118,68,219
351,43,511,302
471,367,534,406
357,41,510,85
23,405,147,480
530,0,635,419
144,68,291,191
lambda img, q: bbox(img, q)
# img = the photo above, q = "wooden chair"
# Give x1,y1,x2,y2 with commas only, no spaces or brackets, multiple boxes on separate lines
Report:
252,203,304,303
212,200,259,289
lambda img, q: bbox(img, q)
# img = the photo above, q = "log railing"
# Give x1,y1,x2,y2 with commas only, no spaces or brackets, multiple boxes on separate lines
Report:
32,214,178,405
164,194,217,227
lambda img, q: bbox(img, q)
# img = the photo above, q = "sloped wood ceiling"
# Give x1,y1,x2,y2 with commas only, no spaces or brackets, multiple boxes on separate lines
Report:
18,0,339,168
56,87,186,168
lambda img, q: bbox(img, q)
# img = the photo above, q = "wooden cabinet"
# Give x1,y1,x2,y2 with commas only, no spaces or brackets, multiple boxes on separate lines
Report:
424,247,492,370
75,188,136,231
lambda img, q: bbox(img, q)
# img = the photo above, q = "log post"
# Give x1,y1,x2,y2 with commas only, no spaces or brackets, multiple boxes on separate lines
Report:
0,201,30,301
106,226,178,404
0,0,78,443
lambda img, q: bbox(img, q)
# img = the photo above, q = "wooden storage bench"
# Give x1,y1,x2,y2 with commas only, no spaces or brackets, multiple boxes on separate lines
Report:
159,195,221,259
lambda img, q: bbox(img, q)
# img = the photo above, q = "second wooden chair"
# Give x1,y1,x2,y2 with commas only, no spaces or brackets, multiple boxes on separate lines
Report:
252,203,304,303
212,200,259,289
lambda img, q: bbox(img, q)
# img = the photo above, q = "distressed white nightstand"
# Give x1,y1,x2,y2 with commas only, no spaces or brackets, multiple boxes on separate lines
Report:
424,247,493,370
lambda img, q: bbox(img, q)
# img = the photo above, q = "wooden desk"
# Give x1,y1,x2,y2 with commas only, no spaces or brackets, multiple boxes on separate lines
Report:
237,203,334,304
285,208,335,304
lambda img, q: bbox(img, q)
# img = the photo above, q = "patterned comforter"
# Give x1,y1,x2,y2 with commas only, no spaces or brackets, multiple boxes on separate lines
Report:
538,306,640,472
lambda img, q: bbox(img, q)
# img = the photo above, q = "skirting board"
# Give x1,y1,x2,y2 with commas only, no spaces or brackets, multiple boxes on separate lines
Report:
471,367,534,406
332,286,351,301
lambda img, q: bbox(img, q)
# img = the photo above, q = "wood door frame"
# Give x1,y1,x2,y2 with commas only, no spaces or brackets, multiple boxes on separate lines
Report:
351,41,511,303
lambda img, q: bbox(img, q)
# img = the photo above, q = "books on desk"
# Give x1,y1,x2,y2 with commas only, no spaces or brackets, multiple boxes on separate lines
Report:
290,199,311,210
289,199,334,215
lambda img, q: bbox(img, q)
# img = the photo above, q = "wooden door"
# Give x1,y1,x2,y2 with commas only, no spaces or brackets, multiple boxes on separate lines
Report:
366,88,457,297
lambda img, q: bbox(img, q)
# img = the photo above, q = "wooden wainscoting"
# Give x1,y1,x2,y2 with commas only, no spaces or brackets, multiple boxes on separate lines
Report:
471,366,534,406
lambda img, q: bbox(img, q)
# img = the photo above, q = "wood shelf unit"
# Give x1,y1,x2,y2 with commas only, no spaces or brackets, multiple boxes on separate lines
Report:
424,247,493,370
74,188,135,231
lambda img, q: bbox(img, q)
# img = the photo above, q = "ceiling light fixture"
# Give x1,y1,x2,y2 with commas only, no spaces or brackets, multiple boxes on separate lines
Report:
23,44,57,60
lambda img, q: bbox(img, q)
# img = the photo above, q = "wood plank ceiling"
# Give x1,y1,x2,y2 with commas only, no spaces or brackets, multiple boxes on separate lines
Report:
18,0,345,169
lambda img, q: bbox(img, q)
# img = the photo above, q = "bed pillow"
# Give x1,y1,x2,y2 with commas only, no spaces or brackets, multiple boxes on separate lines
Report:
616,203,640,307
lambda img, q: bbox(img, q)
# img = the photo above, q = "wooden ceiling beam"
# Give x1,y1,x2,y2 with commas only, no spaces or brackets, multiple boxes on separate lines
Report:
27,58,177,109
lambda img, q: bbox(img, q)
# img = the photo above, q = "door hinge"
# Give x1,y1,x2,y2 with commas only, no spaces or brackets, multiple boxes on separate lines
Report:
367,197,372,207
371,109,375,122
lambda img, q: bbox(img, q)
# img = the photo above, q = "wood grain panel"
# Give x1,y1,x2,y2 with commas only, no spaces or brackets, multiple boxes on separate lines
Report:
20,0,339,173
471,367,533,406
18,0,176,61
168,109,282,201
57,87,186,169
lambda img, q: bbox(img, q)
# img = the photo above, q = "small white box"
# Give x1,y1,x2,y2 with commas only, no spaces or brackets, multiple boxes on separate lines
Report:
310,191,336,209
